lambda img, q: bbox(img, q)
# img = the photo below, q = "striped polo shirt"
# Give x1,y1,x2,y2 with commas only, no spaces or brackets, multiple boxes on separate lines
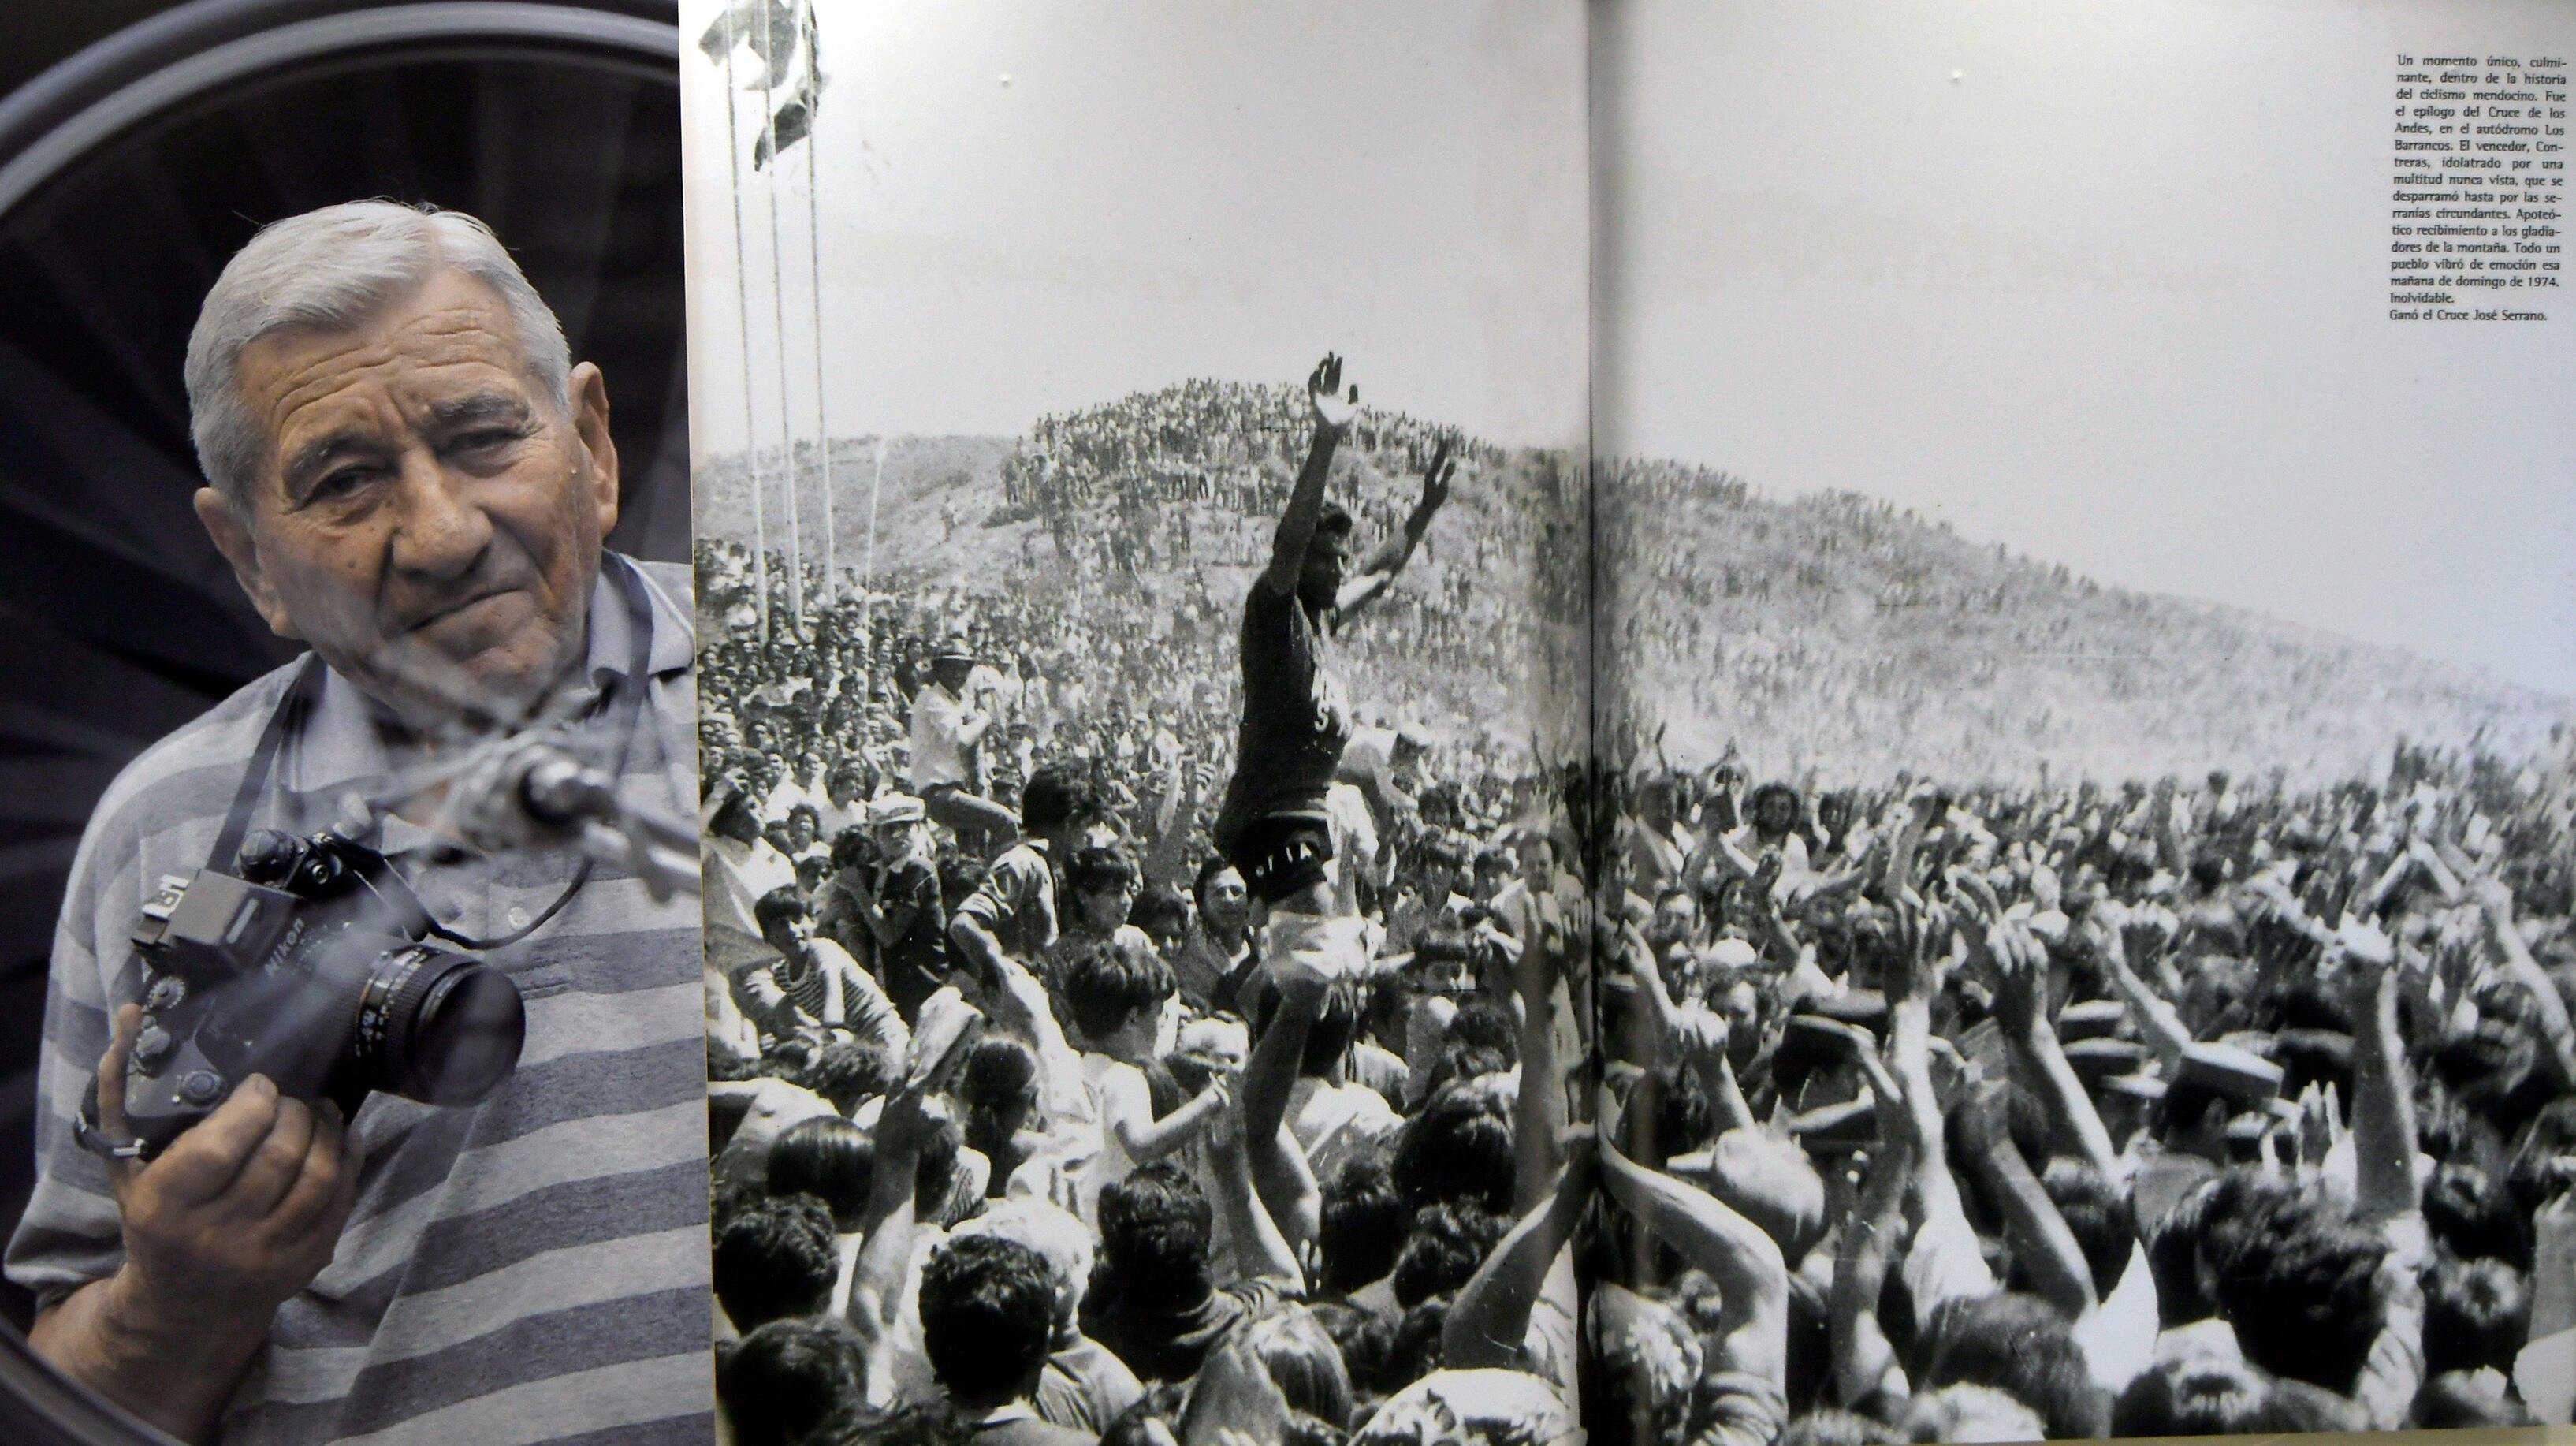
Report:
6,556,716,1446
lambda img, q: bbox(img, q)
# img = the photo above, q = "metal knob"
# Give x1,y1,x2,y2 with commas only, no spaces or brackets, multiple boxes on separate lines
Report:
131,1023,173,1071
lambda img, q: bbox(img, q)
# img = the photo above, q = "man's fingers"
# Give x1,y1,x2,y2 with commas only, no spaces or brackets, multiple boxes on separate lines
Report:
94,1003,143,1142
267,1100,356,1242
147,1074,283,1206
231,1094,321,1220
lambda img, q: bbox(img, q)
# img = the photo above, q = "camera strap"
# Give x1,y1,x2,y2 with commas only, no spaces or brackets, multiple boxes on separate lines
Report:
80,559,661,1163
208,553,661,915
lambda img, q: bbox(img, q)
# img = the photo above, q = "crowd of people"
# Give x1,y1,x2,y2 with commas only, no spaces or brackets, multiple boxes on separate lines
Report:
690,375,2574,1446
1595,460,2560,787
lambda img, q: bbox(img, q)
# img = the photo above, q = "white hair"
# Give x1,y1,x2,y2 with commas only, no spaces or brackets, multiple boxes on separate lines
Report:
183,200,571,502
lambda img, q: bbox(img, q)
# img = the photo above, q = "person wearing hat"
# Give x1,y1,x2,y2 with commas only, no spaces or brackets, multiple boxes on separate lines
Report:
815,795,952,1023
706,770,800,942
910,635,1019,852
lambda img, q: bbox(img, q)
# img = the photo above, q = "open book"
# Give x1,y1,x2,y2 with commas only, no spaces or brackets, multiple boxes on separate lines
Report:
682,2,2576,1441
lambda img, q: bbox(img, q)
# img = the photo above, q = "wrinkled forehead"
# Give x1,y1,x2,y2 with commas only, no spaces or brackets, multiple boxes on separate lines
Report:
237,274,542,455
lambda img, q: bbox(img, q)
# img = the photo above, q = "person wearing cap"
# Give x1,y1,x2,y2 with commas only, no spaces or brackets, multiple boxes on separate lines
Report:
816,794,952,1023
910,637,1020,851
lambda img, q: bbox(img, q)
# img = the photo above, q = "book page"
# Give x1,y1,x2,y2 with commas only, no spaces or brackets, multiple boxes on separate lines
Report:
681,2,1591,1440
1595,0,2576,1439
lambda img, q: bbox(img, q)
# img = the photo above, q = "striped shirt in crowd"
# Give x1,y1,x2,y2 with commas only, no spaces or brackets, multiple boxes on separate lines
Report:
6,556,716,1446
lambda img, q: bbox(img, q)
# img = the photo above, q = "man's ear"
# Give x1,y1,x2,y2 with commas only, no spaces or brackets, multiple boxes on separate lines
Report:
567,361,620,537
193,486,300,640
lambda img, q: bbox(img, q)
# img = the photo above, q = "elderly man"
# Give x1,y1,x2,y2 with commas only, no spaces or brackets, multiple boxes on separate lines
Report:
6,203,710,1444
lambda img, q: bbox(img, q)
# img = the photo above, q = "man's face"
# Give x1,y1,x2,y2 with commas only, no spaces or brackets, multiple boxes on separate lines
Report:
1201,867,1250,933
1649,893,1698,949
1757,792,1795,833
1516,837,1554,892
1641,782,1676,829
1297,529,1349,610
1078,882,1137,931
195,269,616,723
761,908,813,952
715,799,761,845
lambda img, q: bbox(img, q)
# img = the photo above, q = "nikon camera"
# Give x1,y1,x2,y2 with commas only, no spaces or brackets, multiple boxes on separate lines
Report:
118,829,527,1155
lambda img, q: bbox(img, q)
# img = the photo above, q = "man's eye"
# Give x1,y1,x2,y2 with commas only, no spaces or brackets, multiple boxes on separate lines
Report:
453,428,524,457
314,468,377,498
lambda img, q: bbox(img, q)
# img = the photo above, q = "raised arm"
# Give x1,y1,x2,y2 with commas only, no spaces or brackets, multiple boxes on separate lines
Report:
1601,1139,1790,1387
2458,865,2576,1086
1140,761,1207,889
1822,1024,1913,1415
1206,1097,1304,1291
1511,919,1569,1212
2338,922,2420,1225
1242,967,1328,1247
1955,1082,2097,1320
1990,923,2120,1180
847,1088,930,1342
1885,898,1970,1243
1444,1144,1595,1370
2089,917,2192,1070
1335,438,1456,621
1257,354,1356,596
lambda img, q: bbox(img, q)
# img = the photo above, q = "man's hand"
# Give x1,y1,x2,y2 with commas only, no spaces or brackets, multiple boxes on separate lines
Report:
1408,437,1457,534
1989,922,2047,1038
1306,352,1357,435
31,1004,361,1443
95,1004,358,1316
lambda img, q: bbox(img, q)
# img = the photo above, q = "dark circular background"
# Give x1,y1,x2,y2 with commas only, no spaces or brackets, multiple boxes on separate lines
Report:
0,3,687,1437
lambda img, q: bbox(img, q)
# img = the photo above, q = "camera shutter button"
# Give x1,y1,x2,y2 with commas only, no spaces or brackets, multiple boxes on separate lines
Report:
144,976,187,1012
178,1071,225,1105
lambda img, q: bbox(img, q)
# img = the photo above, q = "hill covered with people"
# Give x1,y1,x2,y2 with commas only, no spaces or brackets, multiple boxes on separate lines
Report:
692,379,2566,784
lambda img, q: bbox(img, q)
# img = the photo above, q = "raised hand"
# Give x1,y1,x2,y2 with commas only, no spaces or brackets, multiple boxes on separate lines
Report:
1810,1016,1902,1112
1412,436,1457,526
1990,922,2047,1036
1306,352,1358,435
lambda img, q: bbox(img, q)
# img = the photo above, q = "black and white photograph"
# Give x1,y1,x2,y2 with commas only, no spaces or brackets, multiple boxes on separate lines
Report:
1589,0,2576,1440
0,6,715,1444
683,3,1594,1444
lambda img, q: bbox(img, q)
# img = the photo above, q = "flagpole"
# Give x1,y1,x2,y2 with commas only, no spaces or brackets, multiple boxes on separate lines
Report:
720,3,766,643
804,2,835,609
760,32,802,633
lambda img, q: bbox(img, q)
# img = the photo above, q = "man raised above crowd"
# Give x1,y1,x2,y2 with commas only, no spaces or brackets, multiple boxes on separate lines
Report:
1209,353,1453,948
7,202,711,1445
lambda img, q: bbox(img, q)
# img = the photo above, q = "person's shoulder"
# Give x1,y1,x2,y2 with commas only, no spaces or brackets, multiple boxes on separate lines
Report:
627,553,694,604
620,553,697,655
79,655,308,864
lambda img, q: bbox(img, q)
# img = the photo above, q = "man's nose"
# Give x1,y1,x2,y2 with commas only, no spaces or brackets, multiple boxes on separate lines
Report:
387,451,493,580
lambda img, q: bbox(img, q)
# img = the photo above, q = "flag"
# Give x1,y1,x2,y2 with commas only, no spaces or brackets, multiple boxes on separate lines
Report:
699,0,825,169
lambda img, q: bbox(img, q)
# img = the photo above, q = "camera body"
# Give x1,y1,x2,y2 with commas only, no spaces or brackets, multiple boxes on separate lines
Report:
121,829,527,1155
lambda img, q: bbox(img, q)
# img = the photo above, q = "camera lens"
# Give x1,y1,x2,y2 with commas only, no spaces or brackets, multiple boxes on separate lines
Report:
352,948,527,1106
